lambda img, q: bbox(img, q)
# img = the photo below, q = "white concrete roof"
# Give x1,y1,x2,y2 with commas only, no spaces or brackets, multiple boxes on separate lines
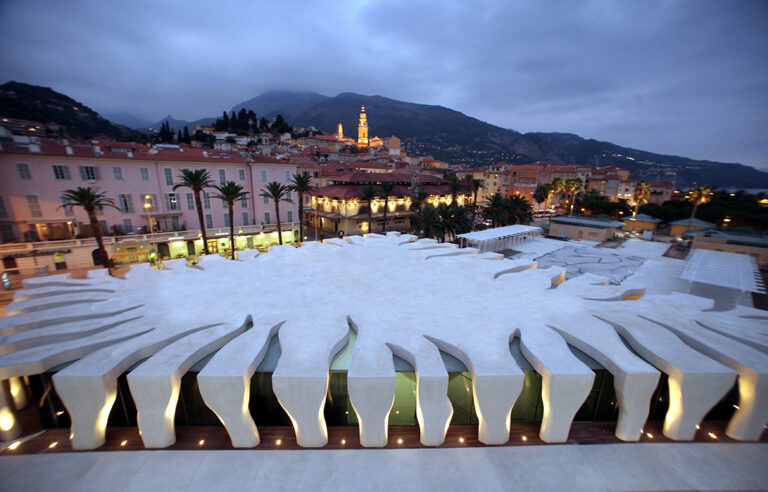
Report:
0,233,766,451
456,225,541,241
680,249,765,293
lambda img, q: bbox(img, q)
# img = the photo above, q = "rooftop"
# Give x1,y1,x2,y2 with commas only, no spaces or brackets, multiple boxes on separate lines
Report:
549,215,625,229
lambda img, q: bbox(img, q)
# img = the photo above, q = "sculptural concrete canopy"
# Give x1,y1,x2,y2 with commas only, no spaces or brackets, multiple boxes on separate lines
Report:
0,233,766,449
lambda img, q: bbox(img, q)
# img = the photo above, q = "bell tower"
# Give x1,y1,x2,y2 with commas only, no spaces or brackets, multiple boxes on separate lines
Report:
337,122,344,140
357,106,369,147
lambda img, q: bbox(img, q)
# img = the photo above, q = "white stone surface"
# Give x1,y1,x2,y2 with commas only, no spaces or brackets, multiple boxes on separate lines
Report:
0,234,766,450
1,444,767,492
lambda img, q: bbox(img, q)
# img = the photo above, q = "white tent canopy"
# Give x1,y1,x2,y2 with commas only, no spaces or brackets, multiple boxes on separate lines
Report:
680,249,765,294
457,225,542,253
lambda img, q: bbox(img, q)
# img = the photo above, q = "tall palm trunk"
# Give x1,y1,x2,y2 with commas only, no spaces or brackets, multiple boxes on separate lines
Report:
228,202,235,259
194,190,209,255
297,192,304,244
274,200,283,245
472,189,478,221
87,207,110,273
688,203,699,229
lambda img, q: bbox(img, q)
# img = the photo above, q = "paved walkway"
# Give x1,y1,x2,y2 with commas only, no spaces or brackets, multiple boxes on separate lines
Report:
1,443,766,491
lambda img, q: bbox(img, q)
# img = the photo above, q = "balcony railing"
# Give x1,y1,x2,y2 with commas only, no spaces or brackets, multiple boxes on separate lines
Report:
0,222,299,254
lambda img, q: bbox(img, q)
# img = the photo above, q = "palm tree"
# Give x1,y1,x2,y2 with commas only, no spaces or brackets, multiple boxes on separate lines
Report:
289,172,313,244
59,187,119,274
173,169,214,255
564,178,583,216
549,178,565,209
631,181,650,220
467,177,485,221
483,193,508,228
443,172,464,208
411,204,441,240
379,181,396,233
506,195,533,224
687,185,713,229
359,185,377,234
409,190,430,214
533,184,550,210
260,182,294,245
211,181,249,259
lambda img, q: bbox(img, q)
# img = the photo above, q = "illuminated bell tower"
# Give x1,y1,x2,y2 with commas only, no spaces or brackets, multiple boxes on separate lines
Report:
337,122,344,139
357,106,369,147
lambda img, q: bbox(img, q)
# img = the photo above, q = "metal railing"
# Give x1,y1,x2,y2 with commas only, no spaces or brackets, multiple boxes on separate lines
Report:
0,222,300,254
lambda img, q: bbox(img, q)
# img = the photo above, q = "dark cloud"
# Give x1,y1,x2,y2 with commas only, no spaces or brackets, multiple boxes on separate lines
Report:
1,0,766,169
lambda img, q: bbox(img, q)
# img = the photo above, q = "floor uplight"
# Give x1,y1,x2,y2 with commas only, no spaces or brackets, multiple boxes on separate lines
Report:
275,439,282,446
198,439,205,446
695,425,701,430
708,432,718,439
458,437,465,443
397,438,403,445
55,411,65,416
8,441,20,451
341,439,346,445
49,442,58,449
646,433,653,439
120,440,127,447
522,436,527,442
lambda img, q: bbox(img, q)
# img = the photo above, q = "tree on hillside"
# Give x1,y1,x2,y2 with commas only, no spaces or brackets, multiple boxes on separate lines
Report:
183,126,191,144
272,114,291,134
259,117,269,132
215,111,229,132
59,187,119,274
261,182,293,245
210,181,249,260
173,169,215,255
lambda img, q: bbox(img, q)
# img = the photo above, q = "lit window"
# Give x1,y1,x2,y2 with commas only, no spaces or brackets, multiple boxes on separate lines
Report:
166,193,179,211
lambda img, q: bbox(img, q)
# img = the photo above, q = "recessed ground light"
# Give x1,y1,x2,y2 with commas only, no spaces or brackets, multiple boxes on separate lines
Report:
395,410,399,414
397,438,403,445
275,439,282,446
198,440,205,446
8,441,20,451
120,440,128,447
646,433,654,439
522,436,527,442
341,439,346,445
696,425,701,430
345,411,348,415
55,411,64,416
49,442,58,449
733,404,740,410
458,437,465,443
708,432,718,439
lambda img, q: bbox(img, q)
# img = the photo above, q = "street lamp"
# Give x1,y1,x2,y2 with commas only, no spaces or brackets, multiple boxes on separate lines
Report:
144,195,154,235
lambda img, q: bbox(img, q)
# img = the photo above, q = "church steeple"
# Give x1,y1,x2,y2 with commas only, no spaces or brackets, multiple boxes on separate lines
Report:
357,105,369,146
337,121,344,139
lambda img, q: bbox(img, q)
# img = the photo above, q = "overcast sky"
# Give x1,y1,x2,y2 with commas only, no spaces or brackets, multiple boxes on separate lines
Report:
1,1,766,169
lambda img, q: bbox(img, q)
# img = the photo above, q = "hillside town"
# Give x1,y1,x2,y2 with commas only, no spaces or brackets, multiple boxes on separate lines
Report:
1,105,766,275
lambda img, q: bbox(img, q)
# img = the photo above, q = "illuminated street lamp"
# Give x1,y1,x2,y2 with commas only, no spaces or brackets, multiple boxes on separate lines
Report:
144,195,154,235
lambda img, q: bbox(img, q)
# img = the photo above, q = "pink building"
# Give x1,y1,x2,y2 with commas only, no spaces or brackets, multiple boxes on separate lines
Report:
0,137,300,244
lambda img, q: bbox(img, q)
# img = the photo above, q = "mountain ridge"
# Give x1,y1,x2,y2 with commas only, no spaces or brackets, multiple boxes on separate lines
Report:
2,82,766,188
